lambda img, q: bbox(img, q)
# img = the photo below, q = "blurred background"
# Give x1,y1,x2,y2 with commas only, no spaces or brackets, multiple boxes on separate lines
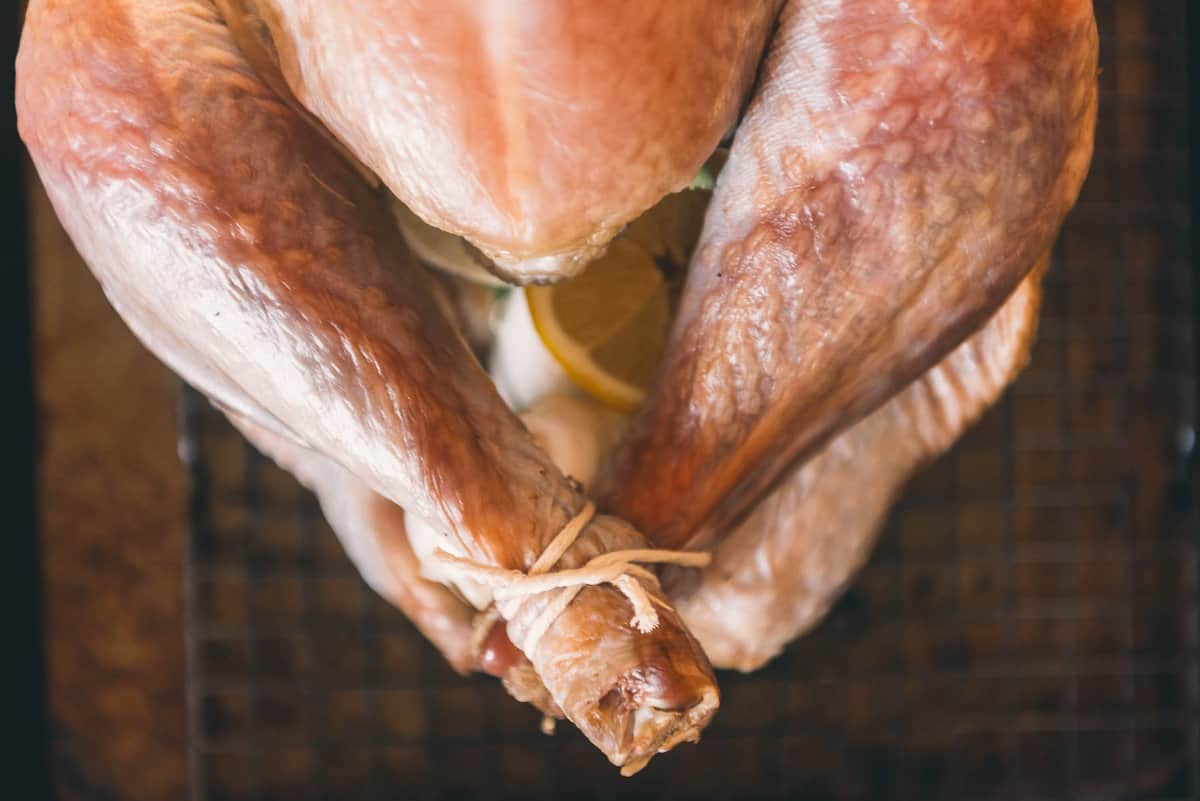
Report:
8,1,1200,800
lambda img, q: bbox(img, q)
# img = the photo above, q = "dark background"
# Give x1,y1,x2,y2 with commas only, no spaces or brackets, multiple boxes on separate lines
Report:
8,0,45,798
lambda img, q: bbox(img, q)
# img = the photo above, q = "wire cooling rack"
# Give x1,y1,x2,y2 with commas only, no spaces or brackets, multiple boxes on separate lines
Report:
181,2,1198,798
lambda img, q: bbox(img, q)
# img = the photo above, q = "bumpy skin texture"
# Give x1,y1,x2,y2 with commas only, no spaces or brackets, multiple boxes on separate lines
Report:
677,266,1045,671
597,0,1098,551
16,0,717,772
228,0,780,281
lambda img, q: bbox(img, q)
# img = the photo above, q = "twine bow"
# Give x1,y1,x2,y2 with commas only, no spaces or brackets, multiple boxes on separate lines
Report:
433,501,710,653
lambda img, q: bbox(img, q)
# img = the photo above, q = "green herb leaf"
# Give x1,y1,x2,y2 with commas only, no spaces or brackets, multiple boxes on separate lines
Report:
688,165,716,192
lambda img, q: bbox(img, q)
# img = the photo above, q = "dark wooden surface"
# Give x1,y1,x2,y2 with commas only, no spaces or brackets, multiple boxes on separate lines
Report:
8,0,46,796
28,168,189,800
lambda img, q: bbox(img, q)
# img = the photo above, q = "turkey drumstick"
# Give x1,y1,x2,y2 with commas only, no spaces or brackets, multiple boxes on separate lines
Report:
678,264,1046,670
597,0,1097,552
16,0,716,772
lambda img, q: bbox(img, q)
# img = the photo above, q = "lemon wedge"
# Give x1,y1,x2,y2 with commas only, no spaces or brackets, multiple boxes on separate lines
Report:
487,184,711,413
524,189,713,412
526,238,669,413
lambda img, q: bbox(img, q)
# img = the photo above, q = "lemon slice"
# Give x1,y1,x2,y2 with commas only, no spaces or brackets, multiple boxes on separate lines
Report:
524,188,713,413
526,238,671,413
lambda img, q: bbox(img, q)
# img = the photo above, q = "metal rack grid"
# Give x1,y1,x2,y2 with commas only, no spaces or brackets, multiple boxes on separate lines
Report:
181,1,1198,798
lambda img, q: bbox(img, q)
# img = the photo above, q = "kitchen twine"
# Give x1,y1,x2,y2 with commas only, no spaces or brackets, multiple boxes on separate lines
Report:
432,501,711,656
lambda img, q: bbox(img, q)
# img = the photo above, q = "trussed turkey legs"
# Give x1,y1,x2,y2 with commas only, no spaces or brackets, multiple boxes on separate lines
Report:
16,0,1098,775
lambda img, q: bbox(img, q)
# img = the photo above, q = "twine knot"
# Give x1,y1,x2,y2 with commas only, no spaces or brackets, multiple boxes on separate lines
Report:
432,501,709,653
